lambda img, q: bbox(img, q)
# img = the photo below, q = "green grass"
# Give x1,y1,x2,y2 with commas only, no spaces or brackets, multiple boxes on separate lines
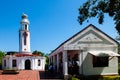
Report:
71,77,80,80
68,75,120,80
83,75,120,80
118,63,120,74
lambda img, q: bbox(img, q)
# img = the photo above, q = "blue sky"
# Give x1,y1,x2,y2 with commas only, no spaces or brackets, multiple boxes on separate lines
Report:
0,0,118,54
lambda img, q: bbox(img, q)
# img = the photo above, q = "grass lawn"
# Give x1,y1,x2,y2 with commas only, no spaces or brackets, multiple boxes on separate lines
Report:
118,63,120,74
68,75,120,80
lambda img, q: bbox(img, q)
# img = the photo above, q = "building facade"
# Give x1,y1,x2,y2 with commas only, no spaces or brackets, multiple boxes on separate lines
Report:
49,24,120,76
2,14,46,70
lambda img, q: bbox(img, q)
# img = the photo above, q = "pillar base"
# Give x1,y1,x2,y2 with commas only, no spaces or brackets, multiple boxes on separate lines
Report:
64,75,69,80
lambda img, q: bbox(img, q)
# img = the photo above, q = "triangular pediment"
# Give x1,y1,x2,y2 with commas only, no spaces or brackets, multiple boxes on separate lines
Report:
68,30,109,45
50,24,118,54
79,33,102,42
64,25,118,46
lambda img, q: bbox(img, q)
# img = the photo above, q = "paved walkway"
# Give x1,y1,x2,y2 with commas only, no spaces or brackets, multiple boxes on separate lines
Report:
0,70,40,80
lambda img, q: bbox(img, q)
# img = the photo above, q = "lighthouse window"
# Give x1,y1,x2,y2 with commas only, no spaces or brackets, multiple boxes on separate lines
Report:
23,32,28,45
38,60,41,66
12,59,17,67
25,24,27,30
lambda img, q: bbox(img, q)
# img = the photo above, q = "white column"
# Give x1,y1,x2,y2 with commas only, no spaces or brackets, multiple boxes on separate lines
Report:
9,55,12,69
49,57,51,65
50,57,52,64
57,54,59,71
51,56,53,63
62,50,68,75
78,50,83,74
53,56,55,65
18,57,22,69
78,50,81,74
32,59,34,70
22,59,25,69
19,58,23,69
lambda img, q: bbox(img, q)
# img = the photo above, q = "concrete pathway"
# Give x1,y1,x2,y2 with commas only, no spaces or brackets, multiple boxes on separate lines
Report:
0,70,40,80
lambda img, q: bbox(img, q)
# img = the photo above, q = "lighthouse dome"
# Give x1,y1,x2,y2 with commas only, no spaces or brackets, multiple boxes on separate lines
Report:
20,13,30,24
22,14,28,19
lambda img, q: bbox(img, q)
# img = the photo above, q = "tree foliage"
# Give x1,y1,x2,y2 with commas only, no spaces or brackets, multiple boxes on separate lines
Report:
32,50,44,56
0,51,5,57
0,51,5,66
6,51,17,55
78,0,120,34
44,53,49,65
32,50,49,65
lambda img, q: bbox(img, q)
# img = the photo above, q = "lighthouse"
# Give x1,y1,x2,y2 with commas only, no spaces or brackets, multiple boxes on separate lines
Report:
2,14,46,70
19,14,31,53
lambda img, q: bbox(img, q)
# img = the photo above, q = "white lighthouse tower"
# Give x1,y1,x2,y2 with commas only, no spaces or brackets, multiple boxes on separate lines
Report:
2,14,46,71
19,14,31,53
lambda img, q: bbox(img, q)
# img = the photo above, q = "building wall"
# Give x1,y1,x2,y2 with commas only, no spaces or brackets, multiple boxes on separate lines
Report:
33,58,45,70
82,51,118,75
3,56,46,71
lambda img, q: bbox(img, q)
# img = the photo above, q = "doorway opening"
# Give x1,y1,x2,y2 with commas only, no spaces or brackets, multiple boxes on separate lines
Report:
25,59,31,70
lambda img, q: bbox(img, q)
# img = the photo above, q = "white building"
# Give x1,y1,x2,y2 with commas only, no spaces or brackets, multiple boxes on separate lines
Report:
49,24,120,76
2,14,46,70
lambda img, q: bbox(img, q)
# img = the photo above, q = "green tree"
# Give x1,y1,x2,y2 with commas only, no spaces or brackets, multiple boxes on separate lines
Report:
32,50,44,56
0,51,5,66
44,53,49,65
6,51,17,55
78,0,120,34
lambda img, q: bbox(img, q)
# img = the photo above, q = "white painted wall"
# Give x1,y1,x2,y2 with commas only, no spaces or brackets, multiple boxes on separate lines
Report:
19,31,31,53
3,56,46,71
82,53,118,75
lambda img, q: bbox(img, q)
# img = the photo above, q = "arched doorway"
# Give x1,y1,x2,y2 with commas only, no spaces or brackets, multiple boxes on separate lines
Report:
25,59,31,70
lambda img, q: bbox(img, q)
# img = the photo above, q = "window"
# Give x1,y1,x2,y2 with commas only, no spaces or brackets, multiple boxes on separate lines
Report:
38,60,41,66
93,56,109,67
4,60,6,67
25,24,27,30
12,59,17,67
23,32,28,45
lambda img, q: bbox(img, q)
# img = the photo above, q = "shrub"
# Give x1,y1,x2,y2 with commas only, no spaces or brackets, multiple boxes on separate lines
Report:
84,75,120,80
71,77,80,80
2,69,19,74
100,76,120,80
68,75,80,80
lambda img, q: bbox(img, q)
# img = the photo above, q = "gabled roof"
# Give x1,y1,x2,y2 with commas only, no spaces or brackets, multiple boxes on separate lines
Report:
50,24,118,55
